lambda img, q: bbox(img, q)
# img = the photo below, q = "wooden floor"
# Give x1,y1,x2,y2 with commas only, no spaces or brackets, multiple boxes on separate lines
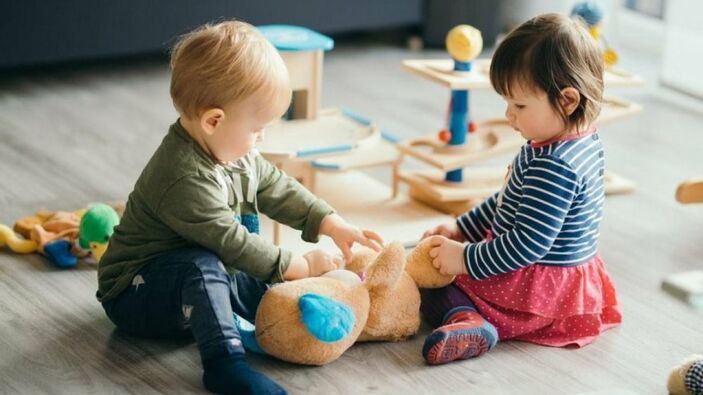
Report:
2,40,703,394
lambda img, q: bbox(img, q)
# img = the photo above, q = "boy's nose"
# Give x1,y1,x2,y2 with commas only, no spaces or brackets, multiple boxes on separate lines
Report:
256,129,265,143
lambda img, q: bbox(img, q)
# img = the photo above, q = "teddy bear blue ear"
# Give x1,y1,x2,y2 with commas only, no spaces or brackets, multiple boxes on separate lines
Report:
298,293,356,343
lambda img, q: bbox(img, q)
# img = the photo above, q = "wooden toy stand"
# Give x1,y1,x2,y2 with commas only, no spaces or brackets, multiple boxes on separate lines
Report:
258,26,409,245
394,47,644,216
258,26,400,194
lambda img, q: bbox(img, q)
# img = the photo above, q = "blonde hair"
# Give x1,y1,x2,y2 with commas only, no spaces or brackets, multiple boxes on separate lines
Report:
170,20,291,118
490,13,604,132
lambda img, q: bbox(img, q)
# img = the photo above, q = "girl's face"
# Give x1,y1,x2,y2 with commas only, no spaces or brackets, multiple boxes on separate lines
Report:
502,82,568,143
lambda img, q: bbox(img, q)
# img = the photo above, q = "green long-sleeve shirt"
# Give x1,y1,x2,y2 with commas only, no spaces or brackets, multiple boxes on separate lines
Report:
97,120,334,302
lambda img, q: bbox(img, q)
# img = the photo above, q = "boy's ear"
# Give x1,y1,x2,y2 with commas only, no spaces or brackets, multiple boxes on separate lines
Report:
559,87,580,116
200,108,225,136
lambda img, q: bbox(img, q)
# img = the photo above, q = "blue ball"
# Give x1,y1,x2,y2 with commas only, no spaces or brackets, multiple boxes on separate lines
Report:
571,1,604,26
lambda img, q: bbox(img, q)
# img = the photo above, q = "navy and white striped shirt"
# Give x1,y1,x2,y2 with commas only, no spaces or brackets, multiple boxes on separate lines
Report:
458,132,605,280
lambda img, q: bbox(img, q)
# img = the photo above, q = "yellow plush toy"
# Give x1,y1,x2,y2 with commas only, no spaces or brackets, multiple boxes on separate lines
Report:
0,224,39,254
254,239,454,365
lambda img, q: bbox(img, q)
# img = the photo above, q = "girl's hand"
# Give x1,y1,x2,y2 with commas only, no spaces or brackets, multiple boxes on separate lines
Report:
320,214,384,263
421,222,464,242
304,249,343,277
428,236,468,276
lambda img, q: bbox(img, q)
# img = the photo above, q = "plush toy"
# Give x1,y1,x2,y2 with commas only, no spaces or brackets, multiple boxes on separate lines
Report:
1,203,120,267
346,239,454,342
12,210,55,239
0,224,38,254
30,210,84,267
668,354,703,395
79,203,120,263
253,238,454,365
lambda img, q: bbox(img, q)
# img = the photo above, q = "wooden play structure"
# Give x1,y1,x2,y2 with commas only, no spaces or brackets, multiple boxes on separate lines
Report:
392,23,644,215
257,25,400,194
257,25,442,246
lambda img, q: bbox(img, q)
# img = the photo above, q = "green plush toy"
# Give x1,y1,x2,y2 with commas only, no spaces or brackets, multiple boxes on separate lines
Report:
79,204,119,262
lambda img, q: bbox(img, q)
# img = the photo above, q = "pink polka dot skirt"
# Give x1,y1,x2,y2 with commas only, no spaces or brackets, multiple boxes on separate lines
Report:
454,254,622,348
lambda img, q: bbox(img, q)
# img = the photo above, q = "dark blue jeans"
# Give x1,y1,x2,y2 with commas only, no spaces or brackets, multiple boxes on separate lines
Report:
102,248,269,363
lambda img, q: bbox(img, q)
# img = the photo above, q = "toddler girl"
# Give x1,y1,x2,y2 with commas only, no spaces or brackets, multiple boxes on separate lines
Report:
420,13,622,365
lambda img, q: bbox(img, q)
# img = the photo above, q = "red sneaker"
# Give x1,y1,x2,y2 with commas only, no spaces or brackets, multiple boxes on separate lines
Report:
422,310,498,365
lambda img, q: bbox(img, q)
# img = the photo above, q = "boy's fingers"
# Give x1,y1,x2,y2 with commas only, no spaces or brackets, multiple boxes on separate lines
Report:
354,234,381,252
361,230,384,250
341,244,353,263
359,237,383,252
354,236,379,251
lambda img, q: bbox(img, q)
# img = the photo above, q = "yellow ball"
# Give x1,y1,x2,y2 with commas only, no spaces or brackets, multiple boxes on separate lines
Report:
589,25,601,41
604,48,618,66
446,25,483,62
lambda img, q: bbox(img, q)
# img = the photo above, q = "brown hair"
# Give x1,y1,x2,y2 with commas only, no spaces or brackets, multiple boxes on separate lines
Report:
490,13,604,132
169,20,290,118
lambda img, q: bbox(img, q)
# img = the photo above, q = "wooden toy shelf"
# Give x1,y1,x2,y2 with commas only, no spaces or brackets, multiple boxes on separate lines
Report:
401,58,644,90
395,57,644,215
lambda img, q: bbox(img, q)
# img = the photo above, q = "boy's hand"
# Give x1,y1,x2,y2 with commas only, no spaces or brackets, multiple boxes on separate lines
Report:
320,214,384,263
422,222,464,242
428,236,468,276
304,249,343,277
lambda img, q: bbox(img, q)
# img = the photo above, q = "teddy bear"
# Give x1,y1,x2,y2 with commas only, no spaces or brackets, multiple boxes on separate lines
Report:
252,238,454,365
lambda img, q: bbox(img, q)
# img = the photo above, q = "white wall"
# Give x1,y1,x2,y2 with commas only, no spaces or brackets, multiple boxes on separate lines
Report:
500,0,618,32
661,0,703,98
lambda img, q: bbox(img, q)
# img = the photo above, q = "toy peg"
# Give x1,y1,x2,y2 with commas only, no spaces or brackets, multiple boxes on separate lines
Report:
676,179,703,204
446,25,483,65
571,0,619,66
438,129,451,142
444,25,483,183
